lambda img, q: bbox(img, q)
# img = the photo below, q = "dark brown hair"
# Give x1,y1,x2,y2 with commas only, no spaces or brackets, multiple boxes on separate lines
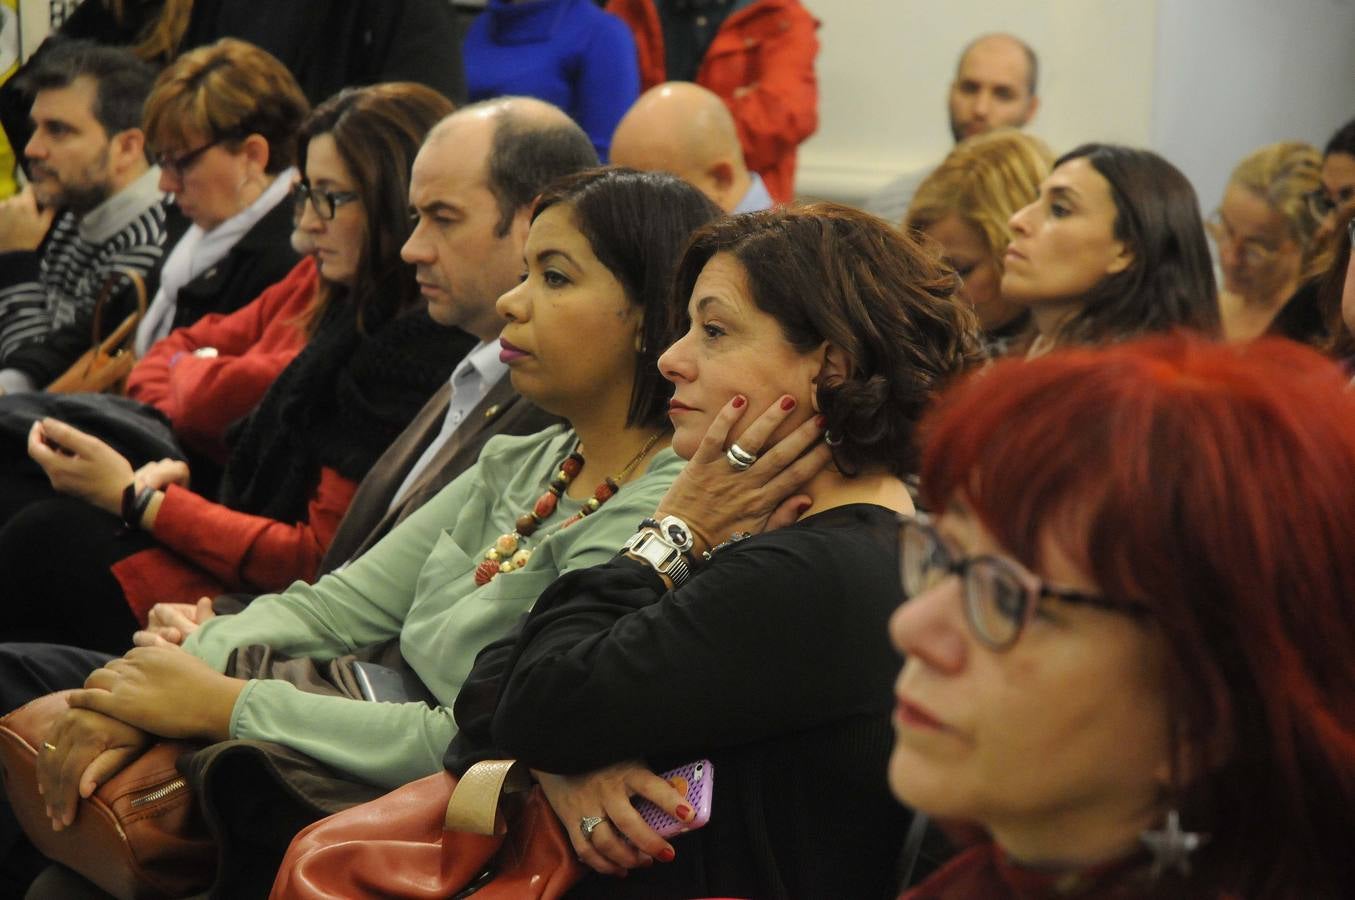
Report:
296,83,454,334
1050,144,1221,346
1320,209,1355,358
674,202,984,476
532,167,722,428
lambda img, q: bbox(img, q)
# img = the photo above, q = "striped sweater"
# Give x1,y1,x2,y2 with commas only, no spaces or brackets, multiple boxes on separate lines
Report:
0,167,174,391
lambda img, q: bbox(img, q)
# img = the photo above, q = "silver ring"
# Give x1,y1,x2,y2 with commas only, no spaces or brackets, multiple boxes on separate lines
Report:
725,442,757,471
579,815,607,841
42,742,57,753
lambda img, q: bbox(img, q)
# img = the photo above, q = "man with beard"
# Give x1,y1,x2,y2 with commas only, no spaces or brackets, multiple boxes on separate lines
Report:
0,40,175,394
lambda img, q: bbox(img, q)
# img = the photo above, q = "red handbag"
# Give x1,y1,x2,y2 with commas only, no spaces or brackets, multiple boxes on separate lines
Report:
0,691,215,900
270,759,583,900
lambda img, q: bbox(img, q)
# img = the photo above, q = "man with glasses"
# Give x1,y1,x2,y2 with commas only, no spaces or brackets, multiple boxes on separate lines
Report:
0,40,180,394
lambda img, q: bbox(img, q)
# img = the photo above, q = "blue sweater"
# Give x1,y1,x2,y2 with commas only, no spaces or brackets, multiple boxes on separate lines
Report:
464,0,640,161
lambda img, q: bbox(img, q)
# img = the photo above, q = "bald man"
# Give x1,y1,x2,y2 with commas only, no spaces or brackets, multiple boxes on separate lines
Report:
611,82,773,213
866,33,1040,223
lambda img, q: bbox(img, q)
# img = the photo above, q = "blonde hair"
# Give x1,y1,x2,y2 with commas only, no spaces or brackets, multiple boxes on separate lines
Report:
143,38,310,174
905,129,1053,263
1227,141,1323,273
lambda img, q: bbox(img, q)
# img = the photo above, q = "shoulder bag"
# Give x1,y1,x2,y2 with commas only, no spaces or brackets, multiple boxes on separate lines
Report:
47,267,148,395
270,759,583,900
0,691,215,900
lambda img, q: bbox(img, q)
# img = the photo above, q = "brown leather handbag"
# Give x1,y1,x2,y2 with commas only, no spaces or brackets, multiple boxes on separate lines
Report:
270,759,583,900
47,267,149,395
0,691,215,900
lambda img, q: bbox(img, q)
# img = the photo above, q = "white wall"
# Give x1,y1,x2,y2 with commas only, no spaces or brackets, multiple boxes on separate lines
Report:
796,0,1355,210
1153,0,1355,213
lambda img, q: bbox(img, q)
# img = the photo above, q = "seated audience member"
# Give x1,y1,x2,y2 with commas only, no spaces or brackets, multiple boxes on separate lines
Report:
867,33,1040,224
905,129,1052,356
0,38,307,526
0,83,469,654
283,203,983,899
610,81,773,213
0,41,175,394
1004,143,1220,354
607,0,819,204
1210,141,1325,343
890,334,1355,899
133,38,308,356
462,0,639,161
1312,118,1355,246
140,97,600,642
0,167,715,897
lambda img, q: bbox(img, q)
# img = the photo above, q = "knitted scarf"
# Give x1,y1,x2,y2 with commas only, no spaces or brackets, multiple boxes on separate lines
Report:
218,300,474,523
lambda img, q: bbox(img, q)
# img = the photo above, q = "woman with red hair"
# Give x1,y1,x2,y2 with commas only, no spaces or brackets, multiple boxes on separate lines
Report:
890,334,1355,898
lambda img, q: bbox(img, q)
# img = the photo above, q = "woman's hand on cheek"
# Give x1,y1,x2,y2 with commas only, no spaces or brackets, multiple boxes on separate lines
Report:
655,394,831,554
66,646,244,743
534,761,687,876
27,418,135,515
37,707,150,831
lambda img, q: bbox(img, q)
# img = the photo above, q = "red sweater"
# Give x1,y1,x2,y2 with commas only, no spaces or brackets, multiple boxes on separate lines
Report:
113,257,360,623
125,257,316,464
607,0,819,204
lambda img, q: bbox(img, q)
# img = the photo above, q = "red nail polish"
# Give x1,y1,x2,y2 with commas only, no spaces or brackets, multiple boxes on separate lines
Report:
815,415,826,428
658,847,676,862
780,395,796,411
676,803,693,821
731,395,746,409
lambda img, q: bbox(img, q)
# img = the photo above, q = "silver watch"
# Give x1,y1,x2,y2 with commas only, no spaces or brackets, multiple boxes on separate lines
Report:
623,528,693,587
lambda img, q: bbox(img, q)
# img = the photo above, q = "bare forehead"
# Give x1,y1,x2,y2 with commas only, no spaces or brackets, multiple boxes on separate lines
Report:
411,122,492,195
32,76,100,122
957,38,1030,86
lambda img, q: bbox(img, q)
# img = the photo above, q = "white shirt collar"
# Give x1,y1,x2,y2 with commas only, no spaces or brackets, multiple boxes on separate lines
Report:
454,338,510,387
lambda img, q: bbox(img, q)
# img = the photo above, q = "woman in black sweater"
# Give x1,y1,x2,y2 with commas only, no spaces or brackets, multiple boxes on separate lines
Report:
446,203,983,899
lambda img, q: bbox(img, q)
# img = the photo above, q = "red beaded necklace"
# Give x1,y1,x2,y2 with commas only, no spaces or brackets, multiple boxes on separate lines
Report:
474,432,664,585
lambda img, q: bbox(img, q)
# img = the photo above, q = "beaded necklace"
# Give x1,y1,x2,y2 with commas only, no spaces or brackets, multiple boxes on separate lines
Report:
474,431,665,585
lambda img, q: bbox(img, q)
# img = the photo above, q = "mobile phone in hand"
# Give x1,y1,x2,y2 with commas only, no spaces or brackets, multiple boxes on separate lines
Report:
632,759,713,838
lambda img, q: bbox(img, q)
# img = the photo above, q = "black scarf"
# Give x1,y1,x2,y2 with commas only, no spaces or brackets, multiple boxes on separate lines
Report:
218,300,474,523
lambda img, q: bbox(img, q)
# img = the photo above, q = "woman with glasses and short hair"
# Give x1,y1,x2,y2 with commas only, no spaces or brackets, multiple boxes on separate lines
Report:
1210,141,1326,344
890,334,1355,899
0,83,470,655
1004,143,1220,355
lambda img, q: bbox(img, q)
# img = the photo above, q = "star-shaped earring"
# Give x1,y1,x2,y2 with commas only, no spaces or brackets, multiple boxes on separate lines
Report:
1140,809,1208,878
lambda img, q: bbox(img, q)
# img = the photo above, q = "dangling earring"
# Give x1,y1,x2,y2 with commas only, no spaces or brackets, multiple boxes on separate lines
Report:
823,429,843,447
1140,809,1208,878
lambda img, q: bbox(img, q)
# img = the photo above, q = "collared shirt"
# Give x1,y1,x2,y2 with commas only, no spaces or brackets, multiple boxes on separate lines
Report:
387,339,509,511
733,172,775,213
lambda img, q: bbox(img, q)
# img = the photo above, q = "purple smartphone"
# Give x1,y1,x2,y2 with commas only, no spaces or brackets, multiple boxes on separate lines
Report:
632,759,713,838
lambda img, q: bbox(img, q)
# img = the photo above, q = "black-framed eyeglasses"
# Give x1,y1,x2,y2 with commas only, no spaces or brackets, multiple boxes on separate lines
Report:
1306,186,1355,221
292,181,360,222
155,138,223,179
897,514,1150,651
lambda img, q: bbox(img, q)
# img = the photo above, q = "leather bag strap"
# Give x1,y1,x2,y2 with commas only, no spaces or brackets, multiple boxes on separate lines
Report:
90,267,148,351
443,759,532,835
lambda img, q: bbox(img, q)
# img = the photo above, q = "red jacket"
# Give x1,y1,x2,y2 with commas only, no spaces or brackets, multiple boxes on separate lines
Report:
125,257,315,464
113,257,359,624
607,0,819,204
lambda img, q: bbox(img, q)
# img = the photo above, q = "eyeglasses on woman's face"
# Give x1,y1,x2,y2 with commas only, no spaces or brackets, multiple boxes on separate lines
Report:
897,514,1149,651
1307,185,1355,221
292,180,360,222
1205,211,1285,269
156,138,223,180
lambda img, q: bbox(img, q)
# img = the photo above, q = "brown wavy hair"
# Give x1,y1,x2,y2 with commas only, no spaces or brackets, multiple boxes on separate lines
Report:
673,203,984,476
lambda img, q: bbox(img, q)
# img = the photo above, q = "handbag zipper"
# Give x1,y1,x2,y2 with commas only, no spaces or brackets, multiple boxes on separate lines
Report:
128,777,188,809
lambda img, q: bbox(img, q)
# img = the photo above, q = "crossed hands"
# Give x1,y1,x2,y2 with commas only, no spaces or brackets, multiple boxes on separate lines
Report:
37,647,244,830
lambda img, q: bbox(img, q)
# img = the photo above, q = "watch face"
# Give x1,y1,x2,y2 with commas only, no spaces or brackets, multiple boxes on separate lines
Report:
659,516,693,551
635,533,680,569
